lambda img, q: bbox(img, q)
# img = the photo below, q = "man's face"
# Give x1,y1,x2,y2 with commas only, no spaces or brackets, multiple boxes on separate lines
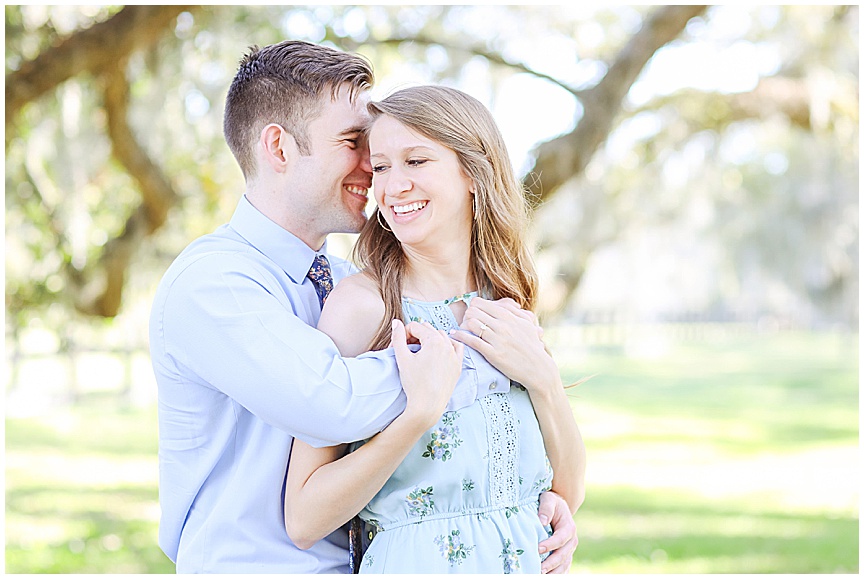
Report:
290,85,373,242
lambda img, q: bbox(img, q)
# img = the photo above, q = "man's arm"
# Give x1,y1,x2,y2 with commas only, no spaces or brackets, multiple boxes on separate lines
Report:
285,320,463,548
153,254,483,447
153,253,406,446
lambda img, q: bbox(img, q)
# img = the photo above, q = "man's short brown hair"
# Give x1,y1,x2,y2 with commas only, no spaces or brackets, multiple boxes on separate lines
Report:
223,40,374,180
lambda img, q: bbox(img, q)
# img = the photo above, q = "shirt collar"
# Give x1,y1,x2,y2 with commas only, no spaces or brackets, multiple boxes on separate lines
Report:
228,195,328,283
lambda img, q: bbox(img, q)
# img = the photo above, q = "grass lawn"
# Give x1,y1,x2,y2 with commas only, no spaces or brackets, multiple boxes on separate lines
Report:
5,329,859,573
550,328,859,573
5,404,172,573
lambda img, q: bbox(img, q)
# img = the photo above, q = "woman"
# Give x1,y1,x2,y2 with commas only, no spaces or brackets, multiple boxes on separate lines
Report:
284,85,585,573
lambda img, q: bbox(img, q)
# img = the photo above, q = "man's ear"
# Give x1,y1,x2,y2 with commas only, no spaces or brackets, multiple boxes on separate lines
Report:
259,123,297,173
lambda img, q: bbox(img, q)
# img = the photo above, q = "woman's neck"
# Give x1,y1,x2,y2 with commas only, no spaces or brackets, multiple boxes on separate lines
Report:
401,240,475,302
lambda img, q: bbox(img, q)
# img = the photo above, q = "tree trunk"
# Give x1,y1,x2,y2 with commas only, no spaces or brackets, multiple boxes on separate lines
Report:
6,5,193,317
72,64,180,318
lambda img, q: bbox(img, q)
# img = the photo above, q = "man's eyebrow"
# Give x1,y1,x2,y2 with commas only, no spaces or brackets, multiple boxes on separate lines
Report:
339,124,368,136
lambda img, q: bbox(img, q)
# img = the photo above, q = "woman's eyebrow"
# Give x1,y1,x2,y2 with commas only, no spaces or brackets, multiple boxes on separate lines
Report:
373,145,434,155
370,145,437,160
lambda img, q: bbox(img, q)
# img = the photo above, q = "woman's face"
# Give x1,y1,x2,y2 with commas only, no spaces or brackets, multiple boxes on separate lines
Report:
368,114,474,251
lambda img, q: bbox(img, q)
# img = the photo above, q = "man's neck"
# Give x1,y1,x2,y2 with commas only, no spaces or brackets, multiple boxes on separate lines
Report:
244,190,326,251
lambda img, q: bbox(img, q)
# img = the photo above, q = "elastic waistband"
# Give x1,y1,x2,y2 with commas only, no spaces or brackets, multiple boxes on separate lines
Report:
370,497,541,532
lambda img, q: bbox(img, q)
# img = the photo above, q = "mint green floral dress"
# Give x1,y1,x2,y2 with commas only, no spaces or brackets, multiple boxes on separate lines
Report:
355,293,554,574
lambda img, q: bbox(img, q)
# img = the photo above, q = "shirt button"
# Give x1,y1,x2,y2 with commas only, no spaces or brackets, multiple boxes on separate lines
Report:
368,531,374,540
489,381,497,390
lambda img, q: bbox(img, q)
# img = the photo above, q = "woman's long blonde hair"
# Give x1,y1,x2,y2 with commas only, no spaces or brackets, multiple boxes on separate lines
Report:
355,85,539,350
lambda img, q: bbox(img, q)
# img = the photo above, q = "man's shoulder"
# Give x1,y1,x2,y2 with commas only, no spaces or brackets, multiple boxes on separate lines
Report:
156,229,283,298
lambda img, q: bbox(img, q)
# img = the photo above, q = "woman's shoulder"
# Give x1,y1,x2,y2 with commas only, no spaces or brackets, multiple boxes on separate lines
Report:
328,271,383,309
319,271,386,356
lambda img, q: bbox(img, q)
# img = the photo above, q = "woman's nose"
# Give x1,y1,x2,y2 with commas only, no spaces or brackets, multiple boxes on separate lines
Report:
384,168,412,196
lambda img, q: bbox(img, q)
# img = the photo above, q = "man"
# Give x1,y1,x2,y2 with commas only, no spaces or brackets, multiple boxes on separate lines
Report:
150,40,578,573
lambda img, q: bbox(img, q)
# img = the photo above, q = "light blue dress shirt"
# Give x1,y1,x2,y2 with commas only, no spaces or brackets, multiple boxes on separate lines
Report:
149,196,510,573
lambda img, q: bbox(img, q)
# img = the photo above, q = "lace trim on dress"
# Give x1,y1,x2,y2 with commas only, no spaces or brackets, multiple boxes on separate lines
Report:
479,392,519,507
431,304,455,331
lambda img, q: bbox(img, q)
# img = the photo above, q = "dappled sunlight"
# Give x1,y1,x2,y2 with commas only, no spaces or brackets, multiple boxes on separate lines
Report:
574,398,858,515
575,402,768,445
558,329,858,573
5,408,170,573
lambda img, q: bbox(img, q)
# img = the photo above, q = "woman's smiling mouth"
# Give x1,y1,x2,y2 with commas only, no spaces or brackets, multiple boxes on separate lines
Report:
392,201,428,215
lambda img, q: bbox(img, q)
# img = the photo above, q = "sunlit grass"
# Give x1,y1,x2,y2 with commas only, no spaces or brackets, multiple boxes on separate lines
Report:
571,487,858,573
5,405,172,574
549,328,859,574
5,329,859,573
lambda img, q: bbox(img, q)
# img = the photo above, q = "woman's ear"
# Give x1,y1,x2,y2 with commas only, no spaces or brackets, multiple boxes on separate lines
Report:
259,123,297,173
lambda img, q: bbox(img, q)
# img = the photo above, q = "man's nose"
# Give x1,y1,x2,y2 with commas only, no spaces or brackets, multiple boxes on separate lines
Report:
358,145,373,175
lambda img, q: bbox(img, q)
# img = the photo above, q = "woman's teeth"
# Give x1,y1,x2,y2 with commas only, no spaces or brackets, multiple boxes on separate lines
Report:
393,201,428,215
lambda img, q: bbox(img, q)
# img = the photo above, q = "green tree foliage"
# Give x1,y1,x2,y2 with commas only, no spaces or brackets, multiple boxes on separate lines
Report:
5,5,858,335
531,6,857,324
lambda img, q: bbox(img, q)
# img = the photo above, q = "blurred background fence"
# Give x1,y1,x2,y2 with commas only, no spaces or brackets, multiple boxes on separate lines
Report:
2,311,814,410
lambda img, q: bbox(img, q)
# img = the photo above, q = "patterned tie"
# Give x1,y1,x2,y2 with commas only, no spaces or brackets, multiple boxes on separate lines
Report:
306,254,334,308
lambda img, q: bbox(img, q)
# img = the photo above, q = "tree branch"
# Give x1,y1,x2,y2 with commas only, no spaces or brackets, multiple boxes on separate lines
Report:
5,5,195,126
524,5,708,206
634,76,814,131
368,36,585,99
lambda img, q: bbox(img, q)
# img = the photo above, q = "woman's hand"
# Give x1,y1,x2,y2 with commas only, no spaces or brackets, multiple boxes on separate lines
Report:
449,297,559,394
391,319,464,430
285,319,465,549
450,298,587,515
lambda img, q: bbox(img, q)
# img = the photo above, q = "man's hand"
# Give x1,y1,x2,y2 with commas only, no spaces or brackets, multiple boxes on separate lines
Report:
391,319,463,429
537,490,578,574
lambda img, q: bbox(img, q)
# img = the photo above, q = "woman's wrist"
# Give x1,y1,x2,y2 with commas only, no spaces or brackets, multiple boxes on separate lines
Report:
520,358,563,399
396,403,441,435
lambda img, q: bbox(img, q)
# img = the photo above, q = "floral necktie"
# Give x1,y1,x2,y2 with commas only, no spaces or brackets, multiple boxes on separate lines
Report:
306,254,334,308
